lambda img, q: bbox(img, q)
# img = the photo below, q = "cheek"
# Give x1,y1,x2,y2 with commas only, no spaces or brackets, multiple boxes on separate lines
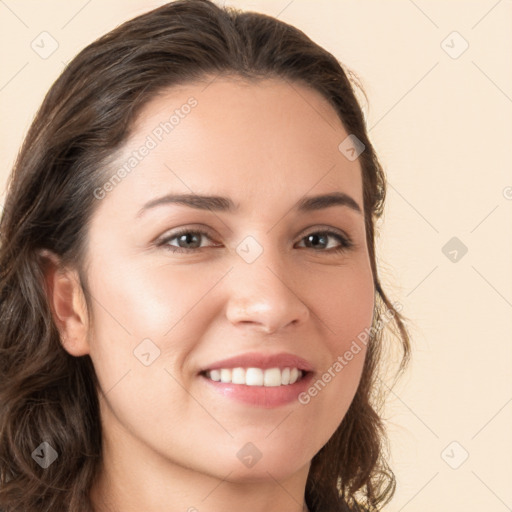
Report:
84,257,227,387
83,260,217,440
297,262,374,423
309,259,375,356
87,256,219,341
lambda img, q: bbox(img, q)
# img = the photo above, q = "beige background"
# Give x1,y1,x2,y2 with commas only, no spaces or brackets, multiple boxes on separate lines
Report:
1,0,511,510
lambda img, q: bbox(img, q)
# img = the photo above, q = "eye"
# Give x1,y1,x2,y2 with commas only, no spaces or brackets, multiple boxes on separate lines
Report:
157,228,217,253
157,227,354,254
295,229,353,254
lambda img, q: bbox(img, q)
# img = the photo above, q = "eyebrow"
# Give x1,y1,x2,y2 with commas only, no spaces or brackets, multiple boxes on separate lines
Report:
136,191,362,218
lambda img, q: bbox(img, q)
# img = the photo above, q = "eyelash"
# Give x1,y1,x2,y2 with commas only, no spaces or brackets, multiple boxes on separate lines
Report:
157,227,354,255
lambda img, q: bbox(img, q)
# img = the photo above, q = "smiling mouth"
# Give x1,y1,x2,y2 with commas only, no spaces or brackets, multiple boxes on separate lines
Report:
200,367,308,387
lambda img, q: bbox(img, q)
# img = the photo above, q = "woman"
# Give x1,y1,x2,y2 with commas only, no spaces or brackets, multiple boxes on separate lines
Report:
0,1,411,511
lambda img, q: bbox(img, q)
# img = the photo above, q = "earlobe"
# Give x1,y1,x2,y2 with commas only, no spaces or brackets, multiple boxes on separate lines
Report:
38,249,90,357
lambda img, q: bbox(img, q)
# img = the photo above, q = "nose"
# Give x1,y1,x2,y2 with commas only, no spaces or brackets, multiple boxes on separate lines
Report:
225,245,310,335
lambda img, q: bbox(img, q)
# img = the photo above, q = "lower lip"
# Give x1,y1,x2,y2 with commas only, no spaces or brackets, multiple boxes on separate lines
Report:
200,372,314,408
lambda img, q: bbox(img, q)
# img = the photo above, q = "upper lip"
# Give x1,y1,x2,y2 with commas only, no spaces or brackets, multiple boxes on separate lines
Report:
199,352,315,373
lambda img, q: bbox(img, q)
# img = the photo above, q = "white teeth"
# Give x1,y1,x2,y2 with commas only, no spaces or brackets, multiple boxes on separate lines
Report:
245,368,263,386
220,369,231,383
209,369,221,381
204,367,304,386
231,367,245,384
263,368,281,387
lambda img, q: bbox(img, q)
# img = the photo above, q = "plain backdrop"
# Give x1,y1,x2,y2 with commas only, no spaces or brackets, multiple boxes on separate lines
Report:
1,1,511,510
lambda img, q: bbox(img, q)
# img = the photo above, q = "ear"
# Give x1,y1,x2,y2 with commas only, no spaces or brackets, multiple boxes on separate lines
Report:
38,249,90,356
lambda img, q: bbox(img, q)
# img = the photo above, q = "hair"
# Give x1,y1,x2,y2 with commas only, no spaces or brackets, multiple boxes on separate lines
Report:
0,1,411,511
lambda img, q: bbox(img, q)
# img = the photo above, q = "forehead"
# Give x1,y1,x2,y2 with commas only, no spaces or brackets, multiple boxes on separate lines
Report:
100,76,364,216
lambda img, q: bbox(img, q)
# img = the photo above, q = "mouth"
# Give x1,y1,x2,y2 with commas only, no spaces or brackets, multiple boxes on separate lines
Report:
198,367,314,408
200,366,310,387
197,351,315,407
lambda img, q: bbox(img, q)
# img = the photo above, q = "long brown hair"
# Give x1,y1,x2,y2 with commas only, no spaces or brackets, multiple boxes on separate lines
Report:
0,1,411,510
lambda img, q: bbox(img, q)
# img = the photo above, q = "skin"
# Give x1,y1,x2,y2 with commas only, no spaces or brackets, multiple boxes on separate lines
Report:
45,77,375,512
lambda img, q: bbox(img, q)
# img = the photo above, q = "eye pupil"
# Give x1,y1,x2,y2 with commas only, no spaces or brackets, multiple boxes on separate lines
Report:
306,233,327,248
179,233,201,248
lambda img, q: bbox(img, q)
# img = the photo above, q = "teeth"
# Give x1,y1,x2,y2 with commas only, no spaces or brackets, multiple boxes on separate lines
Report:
205,367,304,386
246,367,263,386
220,369,231,383
232,367,245,384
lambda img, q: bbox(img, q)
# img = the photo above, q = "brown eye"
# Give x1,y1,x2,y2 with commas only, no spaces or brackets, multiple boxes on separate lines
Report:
158,229,217,253
296,230,353,254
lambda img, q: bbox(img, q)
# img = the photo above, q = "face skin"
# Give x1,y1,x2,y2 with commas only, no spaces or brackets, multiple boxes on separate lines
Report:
46,76,375,512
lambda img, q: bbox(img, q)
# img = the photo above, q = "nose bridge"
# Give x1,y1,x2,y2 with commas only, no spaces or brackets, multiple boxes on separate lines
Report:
225,234,309,333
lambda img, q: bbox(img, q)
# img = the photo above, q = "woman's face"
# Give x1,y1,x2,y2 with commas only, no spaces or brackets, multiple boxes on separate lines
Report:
79,77,374,483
